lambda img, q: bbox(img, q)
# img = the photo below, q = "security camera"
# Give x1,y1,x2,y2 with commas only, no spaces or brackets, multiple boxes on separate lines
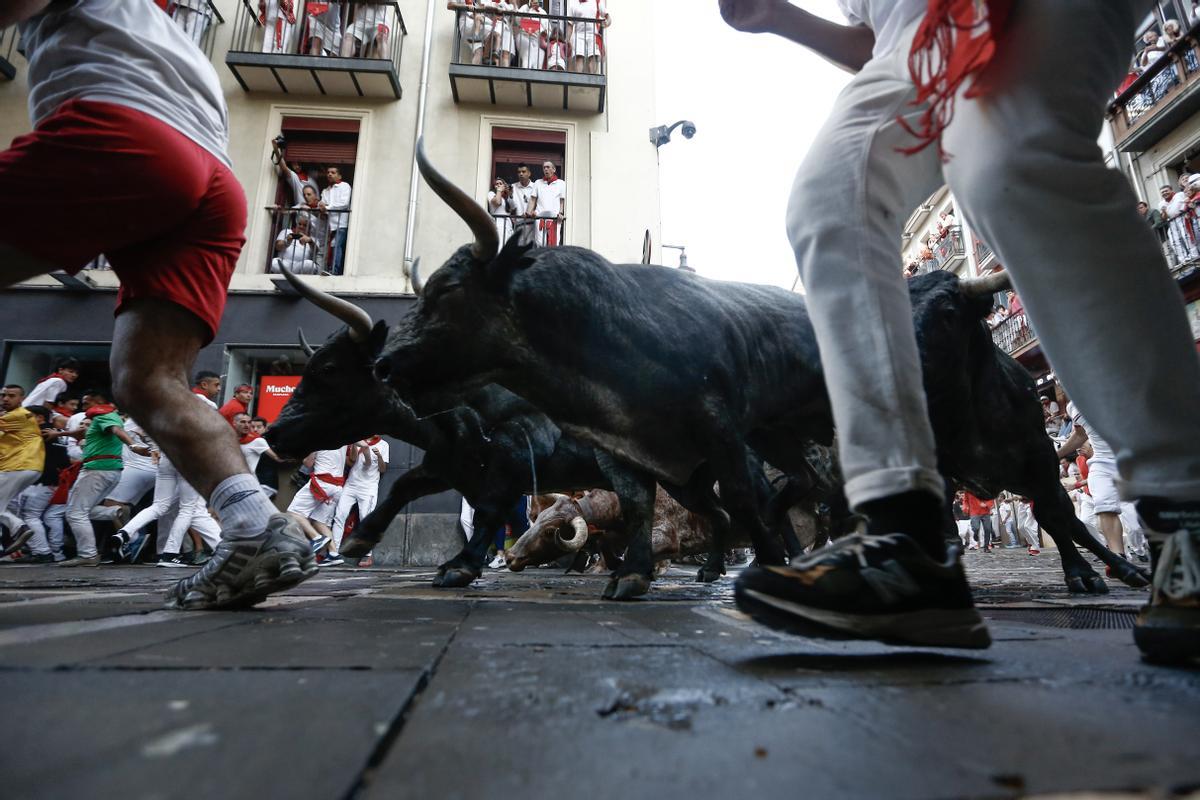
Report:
681,121,697,139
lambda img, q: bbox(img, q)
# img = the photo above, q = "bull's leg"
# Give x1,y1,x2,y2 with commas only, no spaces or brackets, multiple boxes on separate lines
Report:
596,452,656,601
664,475,729,583
342,464,449,559
1028,486,1150,592
434,503,508,588
713,448,786,567
765,474,814,559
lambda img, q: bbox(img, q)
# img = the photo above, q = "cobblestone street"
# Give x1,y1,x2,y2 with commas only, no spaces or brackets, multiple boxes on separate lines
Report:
0,548,1197,800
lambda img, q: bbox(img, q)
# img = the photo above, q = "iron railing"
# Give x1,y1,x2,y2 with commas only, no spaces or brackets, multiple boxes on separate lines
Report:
266,204,352,276
448,4,607,75
1109,20,1200,138
990,311,1035,354
974,236,994,269
230,0,405,67
933,226,966,269
491,214,565,245
163,0,225,58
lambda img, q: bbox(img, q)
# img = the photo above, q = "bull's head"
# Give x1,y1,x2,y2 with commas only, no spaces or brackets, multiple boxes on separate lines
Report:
505,494,589,571
374,138,541,412
265,267,391,458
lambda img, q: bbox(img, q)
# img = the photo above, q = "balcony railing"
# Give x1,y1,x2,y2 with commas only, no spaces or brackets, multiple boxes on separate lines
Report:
933,226,966,269
266,205,352,276
227,0,405,99
492,214,565,246
1109,21,1200,151
974,236,995,270
990,311,1036,355
163,0,225,58
448,5,607,113
0,26,17,81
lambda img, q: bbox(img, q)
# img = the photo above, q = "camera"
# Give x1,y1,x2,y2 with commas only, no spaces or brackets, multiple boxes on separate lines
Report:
273,134,287,149
681,121,697,139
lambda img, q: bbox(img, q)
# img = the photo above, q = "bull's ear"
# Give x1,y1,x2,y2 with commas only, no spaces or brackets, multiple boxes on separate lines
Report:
484,225,538,288
368,320,389,355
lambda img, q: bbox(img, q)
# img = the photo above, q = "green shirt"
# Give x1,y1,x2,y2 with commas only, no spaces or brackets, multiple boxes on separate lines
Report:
82,412,124,471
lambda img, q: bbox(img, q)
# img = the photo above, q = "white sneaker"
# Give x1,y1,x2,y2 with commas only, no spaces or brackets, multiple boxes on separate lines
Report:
489,553,507,569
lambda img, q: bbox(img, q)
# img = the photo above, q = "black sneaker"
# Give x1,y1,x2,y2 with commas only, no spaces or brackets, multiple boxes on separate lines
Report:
164,514,318,611
1134,499,1200,664
0,525,34,558
156,553,190,568
734,533,991,649
321,553,345,566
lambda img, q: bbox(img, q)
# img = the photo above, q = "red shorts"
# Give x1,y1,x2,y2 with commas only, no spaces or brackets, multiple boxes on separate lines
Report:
0,100,246,340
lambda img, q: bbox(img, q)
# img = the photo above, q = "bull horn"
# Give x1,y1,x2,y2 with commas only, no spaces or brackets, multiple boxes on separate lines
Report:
960,269,1012,298
415,137,499,261
279,265,373,342
557,516,589,552
297,327,316,357
410,257,424,296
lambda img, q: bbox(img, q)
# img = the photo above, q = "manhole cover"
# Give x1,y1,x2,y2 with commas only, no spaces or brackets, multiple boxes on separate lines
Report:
982,607,1137,630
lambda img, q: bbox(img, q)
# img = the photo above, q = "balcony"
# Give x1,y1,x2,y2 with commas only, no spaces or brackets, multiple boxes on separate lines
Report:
492,214,566,246
226,1,406,99
973,235,995,272
991,311,1036,357
0,26,17,81
265,205,352,276
163,0,225,58
932,226,966,270
448,5,606,113
1108,21,1200,153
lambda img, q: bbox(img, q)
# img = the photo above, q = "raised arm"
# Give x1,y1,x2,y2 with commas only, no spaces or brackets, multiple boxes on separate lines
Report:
718,0,875,74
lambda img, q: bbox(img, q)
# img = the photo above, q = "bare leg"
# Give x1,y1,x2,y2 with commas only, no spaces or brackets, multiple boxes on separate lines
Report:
1097,511,1125,555
287,511,322,541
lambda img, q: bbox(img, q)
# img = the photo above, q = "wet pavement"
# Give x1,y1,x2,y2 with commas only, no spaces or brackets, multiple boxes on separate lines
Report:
0,548,1197,800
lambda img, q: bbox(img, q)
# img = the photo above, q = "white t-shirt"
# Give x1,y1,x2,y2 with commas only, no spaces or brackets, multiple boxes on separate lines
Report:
1162,191,1191,219
532,177,566,217
275,228,317,267
321,181,353,230
836,0,927,60
1068,402,1116,465
23,376,67,408
241,437,272,474
312,447,348,480
122,418,156,472
19,0,230,167
347,439,389,490
511,180,537,215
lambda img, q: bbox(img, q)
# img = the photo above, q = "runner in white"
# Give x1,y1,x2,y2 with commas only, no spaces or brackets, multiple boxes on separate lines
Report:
287,446,348,553
329,436,388,565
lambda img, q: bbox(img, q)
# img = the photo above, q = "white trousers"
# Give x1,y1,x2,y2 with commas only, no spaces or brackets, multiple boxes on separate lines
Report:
0,470,39,534
18,484,59,557
163,478,221,555
64,469,123,558
1015,503,1041,549
331,484,378,554
1167,215,1198,265
124,456,182,537
788,0,1200,510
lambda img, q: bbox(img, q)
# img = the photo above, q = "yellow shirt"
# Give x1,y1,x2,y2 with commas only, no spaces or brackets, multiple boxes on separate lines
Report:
0,408,45,474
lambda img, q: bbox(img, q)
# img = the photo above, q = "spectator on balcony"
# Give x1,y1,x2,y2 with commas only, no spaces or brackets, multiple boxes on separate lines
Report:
272,140,320,205
544,0,567,40
271,215,321,275
511,163,538,227
305,1,343,56
567,0,608,74
544,23,569,71
1006,290,1024,316
917,244,936,274
24,358,80,409
1159,183,1198,264
320,166,352,275
1162,19,1199,73
342,2,391,59
515,0,548,68
487,0,517,67
451,0,492,65
488,178,519,240
532,160,566,246
168,0,212,48
935,210,956,241
1137,200,1167,243
1141,27,1179,102
285,184,328,257
259,0,298,54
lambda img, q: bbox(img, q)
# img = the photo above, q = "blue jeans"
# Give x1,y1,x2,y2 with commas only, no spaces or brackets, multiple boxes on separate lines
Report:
330,227,348,275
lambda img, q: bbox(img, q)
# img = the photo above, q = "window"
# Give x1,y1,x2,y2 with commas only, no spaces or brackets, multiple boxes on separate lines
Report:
489,127,566,245
2,343,113,407
267,117,361,276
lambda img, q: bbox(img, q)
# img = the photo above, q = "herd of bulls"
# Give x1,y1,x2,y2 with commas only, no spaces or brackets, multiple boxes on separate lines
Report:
264,138,1150,601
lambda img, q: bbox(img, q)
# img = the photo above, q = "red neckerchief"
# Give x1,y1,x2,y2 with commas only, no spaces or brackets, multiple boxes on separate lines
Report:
53,404,75,417
901,0,1014,160
85,404,116,419
38,371,70,384
364,436,382,447
544,175,558,184
239,432,260,445
192,387,210,398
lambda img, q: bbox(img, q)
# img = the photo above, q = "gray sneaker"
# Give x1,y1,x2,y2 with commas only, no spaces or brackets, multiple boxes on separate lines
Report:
165,514,318,611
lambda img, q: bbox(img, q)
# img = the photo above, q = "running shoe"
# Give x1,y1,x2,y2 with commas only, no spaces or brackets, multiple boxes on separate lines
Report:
322,553,345,566
0,525,34,558
488,553,506,569
156,553,190,568
310,535,331,554
58,554,101,567
165,514,318,611
1028,547,1040,555
734,533,991,649
122,532,151,565
1134,499,1200,664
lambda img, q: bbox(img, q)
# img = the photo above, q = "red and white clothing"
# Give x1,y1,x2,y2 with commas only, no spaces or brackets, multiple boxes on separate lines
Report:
305,1,343,53
287,446,347,525
835,0,925,60
515,5,547,68
261,0,299,54
532,175,566,246
490,1,517,55
331,438,389,553
321,180,353,231
23,375,68,408
347,3,390,47
567,0,605,58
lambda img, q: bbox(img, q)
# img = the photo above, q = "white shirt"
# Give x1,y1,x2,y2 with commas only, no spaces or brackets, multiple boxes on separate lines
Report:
1068,402,1116,465
532,177,566,217
321,181,353,230
122,418,156,472
275,227,317,266
312,447,348,480
241,437,272,474
20,0,230,167
1162,191,1191,219
515,5,547,38
512,180,537,215
836,0,927,60
347,440,389,490
23,376,67,408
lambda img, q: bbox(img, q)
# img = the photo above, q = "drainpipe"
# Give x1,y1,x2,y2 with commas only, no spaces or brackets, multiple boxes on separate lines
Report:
403,0,438,292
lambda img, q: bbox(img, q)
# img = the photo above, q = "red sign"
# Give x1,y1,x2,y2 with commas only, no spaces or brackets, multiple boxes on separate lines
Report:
257,377,302,424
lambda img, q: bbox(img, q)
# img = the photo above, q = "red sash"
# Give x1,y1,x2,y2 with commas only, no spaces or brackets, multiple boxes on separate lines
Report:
309,473,346,504
539,217,559,246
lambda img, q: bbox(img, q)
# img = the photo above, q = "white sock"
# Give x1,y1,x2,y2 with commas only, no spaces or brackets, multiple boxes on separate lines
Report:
209,474,277,540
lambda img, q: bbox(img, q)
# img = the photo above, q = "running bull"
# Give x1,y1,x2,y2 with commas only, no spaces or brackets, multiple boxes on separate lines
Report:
374,138,1147,595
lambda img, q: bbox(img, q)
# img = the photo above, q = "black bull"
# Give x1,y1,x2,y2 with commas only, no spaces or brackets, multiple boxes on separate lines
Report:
372,140,1148,595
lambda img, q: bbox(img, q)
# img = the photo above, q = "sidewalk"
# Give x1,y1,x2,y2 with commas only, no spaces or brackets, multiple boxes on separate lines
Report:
0,550,1196,800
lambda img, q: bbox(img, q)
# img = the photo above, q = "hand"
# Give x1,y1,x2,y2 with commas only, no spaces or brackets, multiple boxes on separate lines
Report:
300,235,313,244
718,0,788,34
318,201,328,211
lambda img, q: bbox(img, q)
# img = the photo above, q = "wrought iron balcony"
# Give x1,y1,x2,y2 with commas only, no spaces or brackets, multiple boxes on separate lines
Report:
990,311,1036,356
226,0,406,99
491,214,566,246
0,26,17,82
266,204,353,276
1108,21,1200,152
448,5,606,113
974,236,995,271
163,0,225,58
933,226,966,270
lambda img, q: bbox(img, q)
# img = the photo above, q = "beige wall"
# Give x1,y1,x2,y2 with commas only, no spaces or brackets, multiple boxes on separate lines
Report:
0,0,660,294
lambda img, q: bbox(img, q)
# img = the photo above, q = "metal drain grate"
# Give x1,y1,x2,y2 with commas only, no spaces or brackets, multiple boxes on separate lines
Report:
982,607,1137,630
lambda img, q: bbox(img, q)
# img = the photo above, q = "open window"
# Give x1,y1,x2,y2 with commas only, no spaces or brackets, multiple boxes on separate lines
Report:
2,342,113,406
490,127,566,245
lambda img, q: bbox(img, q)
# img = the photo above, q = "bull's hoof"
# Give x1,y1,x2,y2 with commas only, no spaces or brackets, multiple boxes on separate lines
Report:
602,576,618,599
1109,561,1151,588
607,573,651,601
340,535,377,559
1066,573,1109,594
695,564,725,583
433,567,480,589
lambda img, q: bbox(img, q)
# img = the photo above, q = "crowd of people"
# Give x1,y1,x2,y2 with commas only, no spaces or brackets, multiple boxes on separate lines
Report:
902,209,958,278
257,1,395,59
451,0,610,74
1139,172,1200,267
486,160,567,245
1118,15,1200,114
0,361,387,570
269,137,353,276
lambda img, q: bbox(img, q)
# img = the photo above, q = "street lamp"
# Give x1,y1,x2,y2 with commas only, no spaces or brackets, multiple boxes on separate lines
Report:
649,120,697,148
662,244,692,272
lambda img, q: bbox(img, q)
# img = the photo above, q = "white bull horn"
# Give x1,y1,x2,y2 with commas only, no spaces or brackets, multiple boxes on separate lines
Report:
279,265,374,343
557,516,589,551
960,269,1011,298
